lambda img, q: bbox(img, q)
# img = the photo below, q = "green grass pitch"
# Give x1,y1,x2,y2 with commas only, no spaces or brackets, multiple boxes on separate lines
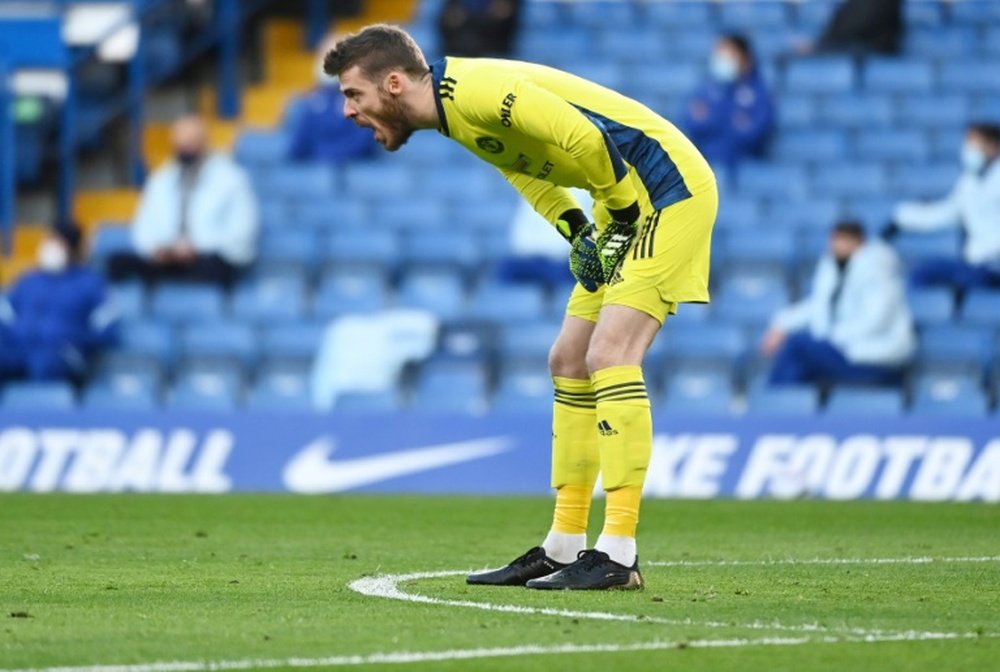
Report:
1,495,998,671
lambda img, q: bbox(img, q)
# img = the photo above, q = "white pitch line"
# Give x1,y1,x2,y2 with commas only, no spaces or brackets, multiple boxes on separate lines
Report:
3,632,996,672
347,567,994,638
646,555,1000,568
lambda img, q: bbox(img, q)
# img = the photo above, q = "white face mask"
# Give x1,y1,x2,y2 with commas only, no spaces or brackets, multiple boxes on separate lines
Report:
710,54,740,83
37,239,69,273
960,143,987,173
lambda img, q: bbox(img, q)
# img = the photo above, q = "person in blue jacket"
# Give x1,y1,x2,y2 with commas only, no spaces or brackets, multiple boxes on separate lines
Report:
682,34,775,177
0,224,118,382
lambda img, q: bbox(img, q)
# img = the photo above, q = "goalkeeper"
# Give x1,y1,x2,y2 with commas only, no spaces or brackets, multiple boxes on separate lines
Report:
325,25,717,590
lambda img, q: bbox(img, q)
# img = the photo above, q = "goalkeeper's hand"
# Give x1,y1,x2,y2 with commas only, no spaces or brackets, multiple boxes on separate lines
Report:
596,218,638,283
557,209,603,293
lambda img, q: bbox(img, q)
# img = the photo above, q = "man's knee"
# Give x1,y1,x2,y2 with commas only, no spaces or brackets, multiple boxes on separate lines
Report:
548,339,589,379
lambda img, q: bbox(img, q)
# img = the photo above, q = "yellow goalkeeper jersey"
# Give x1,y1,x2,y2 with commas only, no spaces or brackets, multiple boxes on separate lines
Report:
429,57,715,228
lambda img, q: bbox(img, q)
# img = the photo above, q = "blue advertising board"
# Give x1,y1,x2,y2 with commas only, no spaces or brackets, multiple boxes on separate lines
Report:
0,411,997,501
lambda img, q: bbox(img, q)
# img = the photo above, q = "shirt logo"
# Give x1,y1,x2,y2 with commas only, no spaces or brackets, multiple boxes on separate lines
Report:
500,92,516,127
476,137,505,154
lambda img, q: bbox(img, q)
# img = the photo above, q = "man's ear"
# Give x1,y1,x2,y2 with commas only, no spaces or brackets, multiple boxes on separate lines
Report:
384,71,404,95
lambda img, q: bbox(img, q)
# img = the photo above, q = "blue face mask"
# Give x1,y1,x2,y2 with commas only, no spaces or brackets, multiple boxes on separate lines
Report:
960,143,987,173
710,54,740,83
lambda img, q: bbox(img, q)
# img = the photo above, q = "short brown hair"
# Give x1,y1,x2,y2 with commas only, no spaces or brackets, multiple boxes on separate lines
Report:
323,24,428,82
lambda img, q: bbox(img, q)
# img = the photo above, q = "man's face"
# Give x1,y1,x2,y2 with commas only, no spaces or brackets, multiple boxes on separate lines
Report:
965,130,1000,161
340,65,415,151
829,232,861,263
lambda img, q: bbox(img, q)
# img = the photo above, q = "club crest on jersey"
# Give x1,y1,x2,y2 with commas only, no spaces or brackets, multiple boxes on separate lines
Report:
476,137,505,154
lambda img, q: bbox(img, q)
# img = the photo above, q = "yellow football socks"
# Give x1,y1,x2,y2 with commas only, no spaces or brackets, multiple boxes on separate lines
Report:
550,376,600,534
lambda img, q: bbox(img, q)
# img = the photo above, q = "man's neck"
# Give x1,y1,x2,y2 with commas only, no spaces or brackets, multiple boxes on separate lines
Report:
407,73,442,130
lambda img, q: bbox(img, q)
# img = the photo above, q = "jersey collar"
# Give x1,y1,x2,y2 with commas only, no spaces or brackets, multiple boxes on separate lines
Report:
429,58,452,137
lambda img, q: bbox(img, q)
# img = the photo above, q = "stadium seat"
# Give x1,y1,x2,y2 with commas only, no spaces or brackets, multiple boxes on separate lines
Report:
646,1,712,28
372,198,449,232
892,230,962,265
714,195,763,230
772,130,847,162
325,230,400,270
1,382,76,410
938,61,1000,93
499,321,562,365
661,370,733,415
825,388,905,417
917,325,994,370
149,284,225,323
904,0,943,26
246,370,312,412
960,290,1000,328
737,164,808,200
90,360,161,401
626,64,702,99
820,94,893,128
595,30,667,64
863,59,934,94
855,130,929,162
402,230,479,270
568,0,634,27
717,229,796,270
889,164,958,200
794,0,837,27
784,58,855,94
180,322,258,368
90,225,132,265
518,28,591,64
169,366,242,411
713,274,789,328
769,198,841,233
492,370,552,412
907,288,955,327
343,163,415,198
950,1,1000,23
293,197,368,233
718,1,788,28
313,269,388,319
107,282,146,320
898,95,970,130
231,275,307,324
334,391,403,413
234,131,289,168
262,165,335,200
396,270,467,321
116,321,177,365
746,386,820,415
811,163,887,197
467,283,546,323
411,361,488,413
905,26,979,58
257,229,321,273
82,385,158,411
775,95,818,129
841,198,895,231
260,321,326,364
662,324,747,366
911,372,989,417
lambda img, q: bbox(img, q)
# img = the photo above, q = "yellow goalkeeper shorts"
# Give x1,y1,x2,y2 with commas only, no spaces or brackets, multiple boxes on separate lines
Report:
566,183,718,325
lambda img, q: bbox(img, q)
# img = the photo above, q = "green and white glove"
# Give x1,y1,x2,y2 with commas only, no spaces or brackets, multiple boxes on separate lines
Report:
595,215,638,283
557,210,603,293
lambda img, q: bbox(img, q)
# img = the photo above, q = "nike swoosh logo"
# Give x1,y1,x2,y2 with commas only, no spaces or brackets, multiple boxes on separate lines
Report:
282,437,510,493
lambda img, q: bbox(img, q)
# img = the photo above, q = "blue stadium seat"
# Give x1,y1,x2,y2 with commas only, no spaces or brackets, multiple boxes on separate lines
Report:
737,164,808,200
246,370,312,412
568,0,634,27
258,229,321,273
107,282,146,320
892,230,962,265
889,164,959,200
841,198,895,231
713,274,790,328
595,29,667,64
293,197,368,232
929,128,966,161
769,198,841,233
905,26,980,58
180,322,258,368
661,370,733,415
372,199,448,231
518,28,591,63
436,322,497,363
775,95,819,129
334,391,402,413
718,230,796,269
521,0,563,27
396,270,467,321
794,0,837,28
938,61,1000,93
90,361,161,401
568,62,626,90
746,386,820,415
313,268,388,318
718,1,789,28
855,130,929,162
411,361,488,413
820,94,893,127
772,130,847,162
82,385,158,411
661,32,717,59
492,370,551,412
468,283,546,323
713,195,762,230
904,0,943,26
825,388,904,417
402,230,479,270
784,58,855,94
150,284,225,323
90,225,132,265
262,165,335,199
234,131,289,168
260,321,326,364
950,1,1000,23
343,163,416,198
907,288,955,327
116,321,177,364
662,324,747,365
863,59,934,93
170,365,242,411
1,382,76,410
646,1,712,28
811,163,887,197
961,290,1000,328
421,166,501,201
911,372,989,417
325,230,400,269
231,275,307,324
918,325,994,370
499,321,562,365
897,95,970,130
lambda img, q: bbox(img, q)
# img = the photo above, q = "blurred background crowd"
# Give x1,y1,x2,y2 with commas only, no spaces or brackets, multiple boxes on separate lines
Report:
0,0,998,418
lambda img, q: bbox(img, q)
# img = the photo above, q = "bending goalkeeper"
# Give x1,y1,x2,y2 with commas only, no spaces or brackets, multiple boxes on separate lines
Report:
324,25,717,590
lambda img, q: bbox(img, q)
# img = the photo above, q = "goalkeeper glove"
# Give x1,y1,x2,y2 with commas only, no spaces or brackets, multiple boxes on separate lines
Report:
596,202,641,282
557,209,604,293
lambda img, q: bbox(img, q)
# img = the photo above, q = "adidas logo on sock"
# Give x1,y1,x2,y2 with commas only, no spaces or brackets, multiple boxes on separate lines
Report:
597,420,618,436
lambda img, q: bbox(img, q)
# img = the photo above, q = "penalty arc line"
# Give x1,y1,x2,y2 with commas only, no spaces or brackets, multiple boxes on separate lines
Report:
2,633,997,672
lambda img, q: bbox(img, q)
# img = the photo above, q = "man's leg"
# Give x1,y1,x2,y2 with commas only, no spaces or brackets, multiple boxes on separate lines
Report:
184,254,240,287
769,332,817,385
544,315,599,564
909,257,969,290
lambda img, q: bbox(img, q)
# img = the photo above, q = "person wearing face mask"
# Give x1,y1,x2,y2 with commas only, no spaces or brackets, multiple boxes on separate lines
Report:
889,123,1000,297
761,221,915,387
286,37,378,165
681,34,775,178
106,114,259,287
0,224,118,383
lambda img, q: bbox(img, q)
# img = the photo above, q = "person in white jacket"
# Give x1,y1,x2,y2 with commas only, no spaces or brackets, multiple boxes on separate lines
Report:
892,123,1000,295
761,221,915,386
107,115,259,287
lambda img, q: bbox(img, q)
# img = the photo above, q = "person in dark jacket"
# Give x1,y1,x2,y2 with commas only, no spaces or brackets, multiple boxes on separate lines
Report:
0,224,118,382
681,34,775,177
438,0,522,58
805,0,903,56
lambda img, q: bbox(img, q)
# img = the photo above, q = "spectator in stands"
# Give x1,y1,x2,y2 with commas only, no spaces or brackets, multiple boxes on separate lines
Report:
107,115,258,287
799,0,903,56
889,123,1000,296
761,221,915,387
0,224,117,382
286,37,377,165
681,34,774,177
437,0,522,58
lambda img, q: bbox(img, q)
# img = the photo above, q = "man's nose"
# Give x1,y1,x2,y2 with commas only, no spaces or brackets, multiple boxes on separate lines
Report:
343,98,356,120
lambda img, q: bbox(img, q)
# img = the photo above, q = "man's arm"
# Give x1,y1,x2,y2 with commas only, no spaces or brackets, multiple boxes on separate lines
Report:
893,180,963,232
497,167,584,234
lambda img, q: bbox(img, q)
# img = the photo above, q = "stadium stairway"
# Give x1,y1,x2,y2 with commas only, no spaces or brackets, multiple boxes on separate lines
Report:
1,0,416,286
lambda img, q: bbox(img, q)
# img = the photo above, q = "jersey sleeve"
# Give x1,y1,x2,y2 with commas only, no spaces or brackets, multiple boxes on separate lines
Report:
458,68,640,220
497,167,582,230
